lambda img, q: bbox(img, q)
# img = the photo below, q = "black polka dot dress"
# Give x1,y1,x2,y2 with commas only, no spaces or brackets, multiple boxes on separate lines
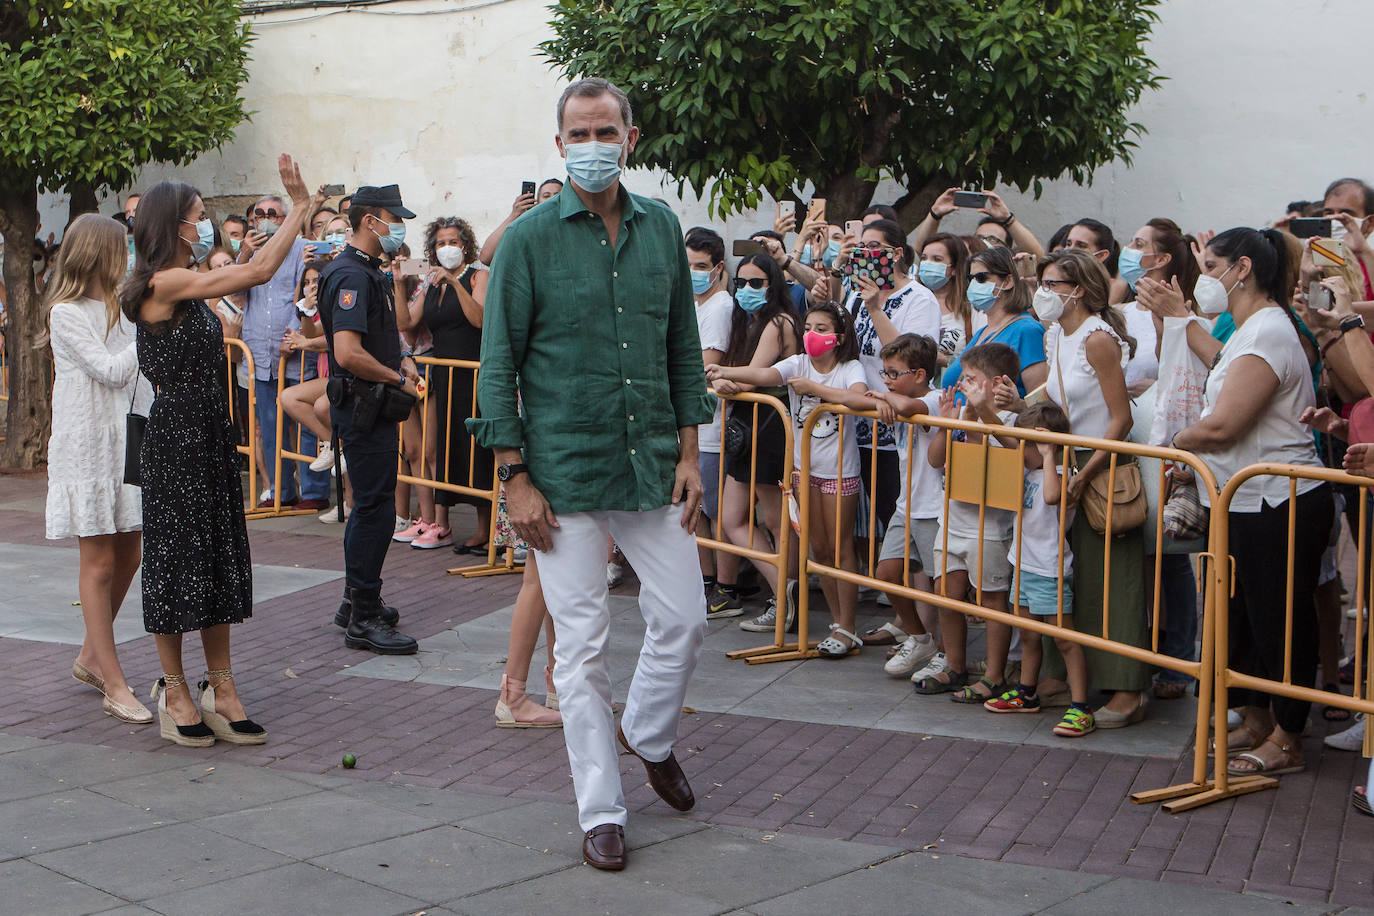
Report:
136,300,252,634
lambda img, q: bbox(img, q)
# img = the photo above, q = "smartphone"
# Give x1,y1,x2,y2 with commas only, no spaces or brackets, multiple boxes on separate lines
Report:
322,183,346,197
1311,238,1347,268
847,249,896,290
1289,217,1333,239
400,258,426,277
521,181,537,198
1014,254,1038,279
1308,281,1333,312
807,198,826,224
777,200,796,222
953,190,989,209
733,239,767,258
844,219,863,239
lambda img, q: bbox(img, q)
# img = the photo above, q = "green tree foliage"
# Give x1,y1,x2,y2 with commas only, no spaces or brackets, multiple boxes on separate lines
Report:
541,0,1162,226
0,0,252,466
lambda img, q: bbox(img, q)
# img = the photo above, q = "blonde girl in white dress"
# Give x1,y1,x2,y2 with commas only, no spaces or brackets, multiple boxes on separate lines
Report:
44,213,152,724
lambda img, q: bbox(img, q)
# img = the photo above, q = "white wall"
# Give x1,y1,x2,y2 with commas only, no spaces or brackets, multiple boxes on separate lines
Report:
36,0,1374,248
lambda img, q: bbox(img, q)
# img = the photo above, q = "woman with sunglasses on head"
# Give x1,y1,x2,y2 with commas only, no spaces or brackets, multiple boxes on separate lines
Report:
119,154,325,748
711,254,802,633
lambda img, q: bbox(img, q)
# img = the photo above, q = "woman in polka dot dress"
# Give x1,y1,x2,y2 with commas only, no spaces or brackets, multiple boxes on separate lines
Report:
120,155,324,748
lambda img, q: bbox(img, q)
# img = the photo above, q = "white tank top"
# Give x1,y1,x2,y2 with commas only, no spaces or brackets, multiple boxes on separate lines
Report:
1045,315,1129,440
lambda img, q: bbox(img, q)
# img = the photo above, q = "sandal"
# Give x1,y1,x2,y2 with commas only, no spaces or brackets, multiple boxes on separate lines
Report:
817,624,862,659
860,622,907,646
1053,707,1096,737
1152,680,1188,700
1227,735,1305,778
950,676,1006,705
1323,684,1352,722
913,669,969,695
1207,718,1270,758
1354,787,1372,818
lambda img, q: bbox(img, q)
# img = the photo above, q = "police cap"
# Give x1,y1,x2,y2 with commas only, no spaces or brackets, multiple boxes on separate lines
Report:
350,184,415,219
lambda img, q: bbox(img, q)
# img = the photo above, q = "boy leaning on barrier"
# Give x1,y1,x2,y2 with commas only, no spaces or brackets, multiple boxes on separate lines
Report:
918,344,1019,702
863,333,943,680
983,403,1095,738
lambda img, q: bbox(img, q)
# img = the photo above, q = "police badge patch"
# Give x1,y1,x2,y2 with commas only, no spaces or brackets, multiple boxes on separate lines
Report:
339,289,357,310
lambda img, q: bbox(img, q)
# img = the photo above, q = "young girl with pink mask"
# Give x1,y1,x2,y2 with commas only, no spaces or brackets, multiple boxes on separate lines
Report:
706,302,871,657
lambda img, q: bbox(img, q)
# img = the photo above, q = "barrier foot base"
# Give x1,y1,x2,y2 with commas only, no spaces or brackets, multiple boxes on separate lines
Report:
1130,780,1214,805
449,563,523,579
1156,775,1277,813
726,641,821,664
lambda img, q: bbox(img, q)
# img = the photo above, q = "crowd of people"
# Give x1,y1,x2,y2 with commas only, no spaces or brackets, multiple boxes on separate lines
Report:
33,75,1374,854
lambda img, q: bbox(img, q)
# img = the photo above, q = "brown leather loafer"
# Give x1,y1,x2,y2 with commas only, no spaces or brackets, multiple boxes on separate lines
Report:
617,726,695,811
583,823,626,870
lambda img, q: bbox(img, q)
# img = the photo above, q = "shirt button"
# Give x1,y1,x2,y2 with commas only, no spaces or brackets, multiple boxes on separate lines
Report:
625,379,631,385
617,307,623,313
628,414,635,421
630,448,637,455
601,239,608,246
613,271,618,278
622,342,628,349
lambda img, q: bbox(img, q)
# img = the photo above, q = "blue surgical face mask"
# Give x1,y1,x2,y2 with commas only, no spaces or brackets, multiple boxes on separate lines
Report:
182,218,214,264
691,267,716,295
918,260,949,290
371,217,406,254
967,279,1000,312
257,219,279,238
1118,246,1149,288
324,232,346,250
736,286,768,313
228,237,242,254
823,239,841,268
564,139,625,194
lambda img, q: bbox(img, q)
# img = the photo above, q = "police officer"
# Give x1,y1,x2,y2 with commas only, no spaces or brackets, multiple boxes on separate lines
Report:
318,184,420,655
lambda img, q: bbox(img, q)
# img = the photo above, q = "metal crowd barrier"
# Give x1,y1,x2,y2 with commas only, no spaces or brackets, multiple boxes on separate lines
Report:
222,339,266,518
694,391,799,662
263,349,329,518
790,403,1228,811
1139,462,1374,811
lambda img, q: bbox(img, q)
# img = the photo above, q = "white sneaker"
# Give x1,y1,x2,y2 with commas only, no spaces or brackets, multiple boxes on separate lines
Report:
876,591,892,608
310,443,335,472
1227,708,1243,730
318,504,348,524
606,562,624,589
1325,714,1366,751
884,634,937,677
909,651,948,683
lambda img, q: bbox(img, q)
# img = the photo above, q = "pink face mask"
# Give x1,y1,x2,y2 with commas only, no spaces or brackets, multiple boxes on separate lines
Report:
804,330,838,358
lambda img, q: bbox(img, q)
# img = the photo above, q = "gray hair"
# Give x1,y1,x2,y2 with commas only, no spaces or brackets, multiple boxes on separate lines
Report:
556,78,633,133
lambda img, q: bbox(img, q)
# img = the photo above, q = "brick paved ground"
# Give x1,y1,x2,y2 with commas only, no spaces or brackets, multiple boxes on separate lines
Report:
1,471,1371,906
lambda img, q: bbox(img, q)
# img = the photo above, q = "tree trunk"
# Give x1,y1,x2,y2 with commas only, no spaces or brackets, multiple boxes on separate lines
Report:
67,178,100,226
0,172,49,469
892,181,945,235
819,173,878,225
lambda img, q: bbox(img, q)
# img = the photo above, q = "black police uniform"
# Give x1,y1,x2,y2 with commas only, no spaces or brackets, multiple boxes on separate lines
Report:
318,189,418,655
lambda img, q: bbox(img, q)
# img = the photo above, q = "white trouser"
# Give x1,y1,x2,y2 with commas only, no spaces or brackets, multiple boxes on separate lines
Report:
534,505,708,831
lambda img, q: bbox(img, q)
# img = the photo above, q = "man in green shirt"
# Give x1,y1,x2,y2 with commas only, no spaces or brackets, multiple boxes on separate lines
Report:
469,77,714,872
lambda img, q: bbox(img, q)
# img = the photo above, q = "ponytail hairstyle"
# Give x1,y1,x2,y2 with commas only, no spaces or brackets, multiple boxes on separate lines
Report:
1144,217,1200,300
1038,248,1137,358
1207,227,1291,308
119,180,203,323
723,254,799,367
804,300,861,363
1072,217,1120,278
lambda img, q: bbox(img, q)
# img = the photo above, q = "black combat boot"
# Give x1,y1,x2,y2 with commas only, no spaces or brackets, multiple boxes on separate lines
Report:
344,588,418,655
334,586,400,628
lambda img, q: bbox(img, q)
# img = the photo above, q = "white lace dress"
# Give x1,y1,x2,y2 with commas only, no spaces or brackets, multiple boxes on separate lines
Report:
45,298,150,539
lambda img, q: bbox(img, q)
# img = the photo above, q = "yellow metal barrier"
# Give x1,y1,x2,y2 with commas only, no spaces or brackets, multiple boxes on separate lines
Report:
694,391,799,663
1153,462,1374,811
264,350,329,518
222,339,267,518
792,404,1226,811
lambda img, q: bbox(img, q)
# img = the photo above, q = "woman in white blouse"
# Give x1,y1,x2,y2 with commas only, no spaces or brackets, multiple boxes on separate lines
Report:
44,214,151,725
1035,249,1150,731
1173,228,1330,780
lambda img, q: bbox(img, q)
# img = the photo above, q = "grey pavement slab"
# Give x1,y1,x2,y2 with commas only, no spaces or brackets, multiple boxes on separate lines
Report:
308,825,575,903
0,788,169,860
456,799,707,858
1,742,189,794
451,862,725,916
343,596,1196,757
199,790,442,859
89,761,323,820
0,543,340,645
140,862,425,916
332,778,533,822
32,822,290,900
0,858,124,916
1034,873,1350,915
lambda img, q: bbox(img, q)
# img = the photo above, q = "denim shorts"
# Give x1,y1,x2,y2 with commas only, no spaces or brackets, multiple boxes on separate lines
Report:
1017,570,1074,617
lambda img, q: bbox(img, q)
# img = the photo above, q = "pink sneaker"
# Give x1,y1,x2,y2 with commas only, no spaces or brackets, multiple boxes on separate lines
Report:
393,520,427,543
411,525,452,549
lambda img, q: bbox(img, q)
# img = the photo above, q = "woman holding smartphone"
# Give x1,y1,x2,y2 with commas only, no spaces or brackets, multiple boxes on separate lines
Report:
119,154,323,747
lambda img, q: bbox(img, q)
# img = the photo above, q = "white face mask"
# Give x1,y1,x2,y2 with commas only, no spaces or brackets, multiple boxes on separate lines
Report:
1194,263,1238,316
435,244,464,270
1033,285,1070,322
1331,220,1349,242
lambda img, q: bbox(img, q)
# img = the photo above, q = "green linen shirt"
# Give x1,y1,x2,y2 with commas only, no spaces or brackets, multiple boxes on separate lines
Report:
467,183,714,514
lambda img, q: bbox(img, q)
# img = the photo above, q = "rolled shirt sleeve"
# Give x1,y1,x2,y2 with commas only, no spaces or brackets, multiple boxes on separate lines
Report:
468,231,532,451
663,220,714,431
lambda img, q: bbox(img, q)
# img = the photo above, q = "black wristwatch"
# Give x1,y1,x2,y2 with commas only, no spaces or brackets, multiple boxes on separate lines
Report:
497,463,528,482
394,369,406,386
1340,314,1366,335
